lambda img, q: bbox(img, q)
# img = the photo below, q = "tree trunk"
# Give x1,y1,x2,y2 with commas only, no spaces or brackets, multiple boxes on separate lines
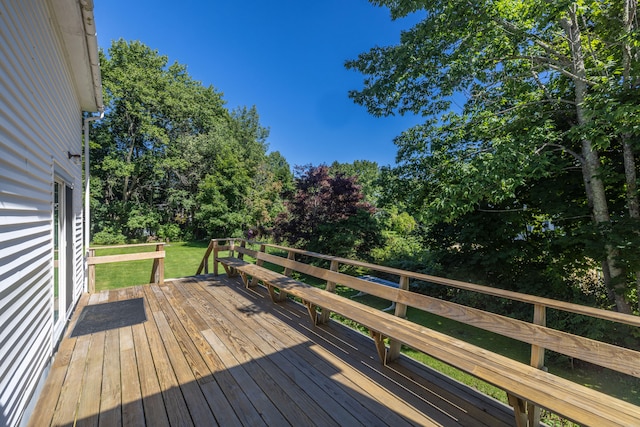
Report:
562,5,632,313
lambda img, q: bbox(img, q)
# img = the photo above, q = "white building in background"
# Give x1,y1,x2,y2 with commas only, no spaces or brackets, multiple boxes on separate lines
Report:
0,1,103,425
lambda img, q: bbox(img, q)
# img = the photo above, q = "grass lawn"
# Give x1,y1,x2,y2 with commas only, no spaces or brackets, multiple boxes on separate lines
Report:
93,241,640,418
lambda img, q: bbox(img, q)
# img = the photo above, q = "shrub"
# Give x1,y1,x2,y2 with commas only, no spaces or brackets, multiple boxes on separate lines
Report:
92,229,126,245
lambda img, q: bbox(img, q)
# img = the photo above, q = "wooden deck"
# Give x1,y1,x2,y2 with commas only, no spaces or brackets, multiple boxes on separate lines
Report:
29,275,515,426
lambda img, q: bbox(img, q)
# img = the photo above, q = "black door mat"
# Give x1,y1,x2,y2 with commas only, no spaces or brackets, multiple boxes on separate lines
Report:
70,298,147,337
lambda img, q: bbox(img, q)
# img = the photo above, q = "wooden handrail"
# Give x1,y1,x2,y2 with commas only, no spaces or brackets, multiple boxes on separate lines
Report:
87,243,165,292
89,242,165,250
238,239,640,328
87,251,165,265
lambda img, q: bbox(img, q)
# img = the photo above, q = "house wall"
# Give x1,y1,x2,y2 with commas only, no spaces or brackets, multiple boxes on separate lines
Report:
0,1,86,425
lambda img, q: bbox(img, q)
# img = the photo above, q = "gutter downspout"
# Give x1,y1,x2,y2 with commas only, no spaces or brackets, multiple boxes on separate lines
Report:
83,112,102,292
81,0,104,291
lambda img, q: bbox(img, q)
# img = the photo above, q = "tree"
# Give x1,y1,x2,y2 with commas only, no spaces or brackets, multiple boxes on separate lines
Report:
347,1,640,312
92,40,283,242
274,165,382,259
329,160,382,204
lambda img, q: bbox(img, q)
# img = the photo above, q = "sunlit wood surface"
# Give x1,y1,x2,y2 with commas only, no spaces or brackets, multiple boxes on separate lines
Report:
28,275,514,426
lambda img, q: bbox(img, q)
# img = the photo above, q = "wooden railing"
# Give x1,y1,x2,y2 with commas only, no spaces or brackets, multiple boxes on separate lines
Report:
87,243,165,292
198,237,640,373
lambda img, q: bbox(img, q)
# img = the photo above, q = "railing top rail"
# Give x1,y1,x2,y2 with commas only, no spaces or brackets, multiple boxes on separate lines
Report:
236,238,640,328
89,242,165,250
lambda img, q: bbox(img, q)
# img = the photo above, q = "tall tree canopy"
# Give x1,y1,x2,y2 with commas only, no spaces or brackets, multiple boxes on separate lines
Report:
347,1,640,312
92,40,288,241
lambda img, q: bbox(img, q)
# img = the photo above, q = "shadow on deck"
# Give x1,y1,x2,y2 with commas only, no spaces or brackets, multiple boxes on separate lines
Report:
28,275,514,426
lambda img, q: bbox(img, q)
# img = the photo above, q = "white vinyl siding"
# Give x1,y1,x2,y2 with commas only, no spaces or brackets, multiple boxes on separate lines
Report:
0,0,86,425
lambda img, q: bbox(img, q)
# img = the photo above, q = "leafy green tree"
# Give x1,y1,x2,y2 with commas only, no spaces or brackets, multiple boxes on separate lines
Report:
348,0,640,312
91,40,283,242
93,39,228,238
329,160,382,204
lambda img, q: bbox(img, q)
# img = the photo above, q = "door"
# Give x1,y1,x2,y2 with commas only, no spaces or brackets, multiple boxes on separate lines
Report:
53,180,74,337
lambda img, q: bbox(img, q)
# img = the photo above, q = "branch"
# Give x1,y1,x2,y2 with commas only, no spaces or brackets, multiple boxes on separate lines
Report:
477,207,526,213
581,14,609,78
493,99,576,116
531,69,553,101
501,55,598,86
488,11,572,63
535,142,583,163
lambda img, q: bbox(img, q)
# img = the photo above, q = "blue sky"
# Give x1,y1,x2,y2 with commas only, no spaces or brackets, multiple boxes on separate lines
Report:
94,1,424,168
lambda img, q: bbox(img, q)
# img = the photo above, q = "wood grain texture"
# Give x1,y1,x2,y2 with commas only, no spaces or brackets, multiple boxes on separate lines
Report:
31,276,523,426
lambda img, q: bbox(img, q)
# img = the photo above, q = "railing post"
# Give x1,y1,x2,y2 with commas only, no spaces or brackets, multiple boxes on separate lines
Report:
387,275,410,362
212,240,218,276
88,248,96,293
157,243,164,285
527,304,546,426
319,260,340,324
150,243,164,285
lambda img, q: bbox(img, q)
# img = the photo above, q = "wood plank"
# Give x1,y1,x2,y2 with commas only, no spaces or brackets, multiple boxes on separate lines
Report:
177,283,290,426
393,287,640,377
119,326,145,426
183,283,333,427
88,251,165,265
90,243,165,250
146,283,250,426
153,284,244,427
292,294,513,427
129,284,171,427
195,240,214,275
222,270,640,426
162,282,268,427
51,335,91,426
99,328,122,427
185,279,386,427
131,317,171,427
224,280,508,427
152,310,218,426
75,331,106,427
145,286,219,426
140,286,195,427
27,293,90,427
26,359,69,427
149,284,212,381
193,278,421,427
200,328,290,426
219,276,503,427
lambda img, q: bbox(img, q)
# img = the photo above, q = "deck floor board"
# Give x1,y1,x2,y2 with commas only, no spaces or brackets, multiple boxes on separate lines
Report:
28,275,514,427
